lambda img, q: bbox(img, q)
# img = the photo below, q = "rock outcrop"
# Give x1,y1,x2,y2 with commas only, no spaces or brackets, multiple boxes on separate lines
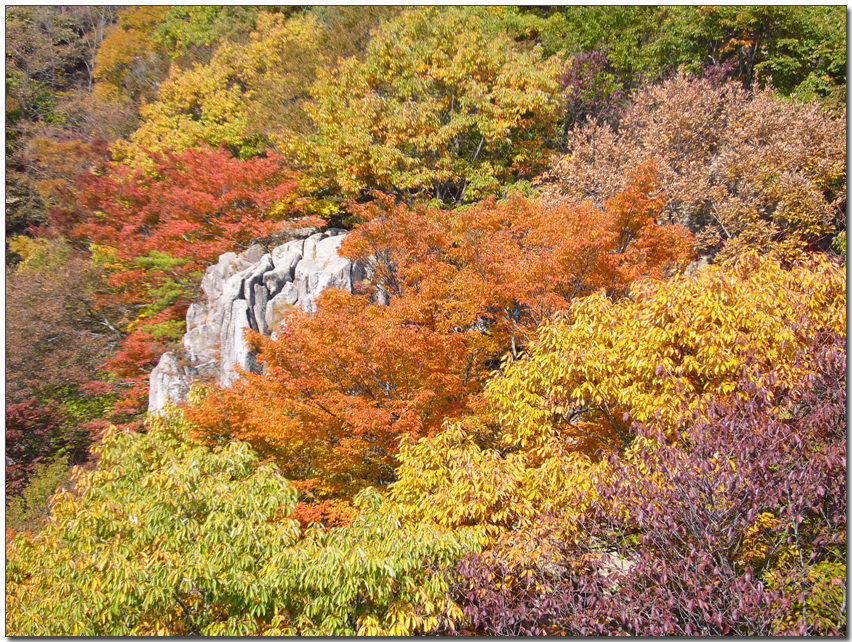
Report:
147,229,362,413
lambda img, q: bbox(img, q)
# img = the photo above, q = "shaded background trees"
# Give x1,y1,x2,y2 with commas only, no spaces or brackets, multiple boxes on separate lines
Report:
5,6,120,238
6,238,118,499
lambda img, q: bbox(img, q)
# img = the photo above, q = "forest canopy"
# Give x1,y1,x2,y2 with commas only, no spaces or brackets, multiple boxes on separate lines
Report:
5,5,847,636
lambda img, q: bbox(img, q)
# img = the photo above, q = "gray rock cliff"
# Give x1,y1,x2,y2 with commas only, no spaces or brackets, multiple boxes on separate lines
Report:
148,229,361,413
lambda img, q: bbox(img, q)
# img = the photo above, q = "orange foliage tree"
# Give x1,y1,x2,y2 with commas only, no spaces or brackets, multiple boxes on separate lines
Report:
191,290,486,499
187,170,692,502
343,167,691,356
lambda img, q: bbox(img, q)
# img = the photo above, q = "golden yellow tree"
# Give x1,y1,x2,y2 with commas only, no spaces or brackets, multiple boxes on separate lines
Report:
300,7,562,204
390,251,846,535
489,250,846,454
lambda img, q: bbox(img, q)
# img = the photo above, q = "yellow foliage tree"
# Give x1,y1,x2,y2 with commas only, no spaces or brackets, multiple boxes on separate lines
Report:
488,250,846,454
111,44,255,164
112,10,394,166
389,250,845,537
6,411,484,636
390,418,595,537
299,7,562,204
92,7,169,105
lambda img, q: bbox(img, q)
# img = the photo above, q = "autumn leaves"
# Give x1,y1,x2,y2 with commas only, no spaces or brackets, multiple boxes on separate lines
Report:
184,168,693,499
5,6,847,636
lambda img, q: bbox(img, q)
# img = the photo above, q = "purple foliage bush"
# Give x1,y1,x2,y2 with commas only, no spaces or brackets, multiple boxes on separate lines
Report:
560,48,625,134
448,332,846,635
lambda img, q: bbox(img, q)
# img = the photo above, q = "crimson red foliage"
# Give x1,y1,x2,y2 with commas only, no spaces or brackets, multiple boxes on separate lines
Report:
5,399,89,495
71,146,300,263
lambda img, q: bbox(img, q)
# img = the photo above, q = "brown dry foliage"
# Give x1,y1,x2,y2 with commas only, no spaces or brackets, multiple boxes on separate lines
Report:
5,239,118,406
550,74,846,258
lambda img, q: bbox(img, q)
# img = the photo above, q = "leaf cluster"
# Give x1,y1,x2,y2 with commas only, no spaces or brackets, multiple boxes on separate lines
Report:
489,251,845,455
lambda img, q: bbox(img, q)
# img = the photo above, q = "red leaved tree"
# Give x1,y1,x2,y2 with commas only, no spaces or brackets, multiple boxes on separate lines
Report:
63,145,305,418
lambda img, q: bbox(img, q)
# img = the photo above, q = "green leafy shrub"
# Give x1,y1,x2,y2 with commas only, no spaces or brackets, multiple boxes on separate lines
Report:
6,410,483,635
